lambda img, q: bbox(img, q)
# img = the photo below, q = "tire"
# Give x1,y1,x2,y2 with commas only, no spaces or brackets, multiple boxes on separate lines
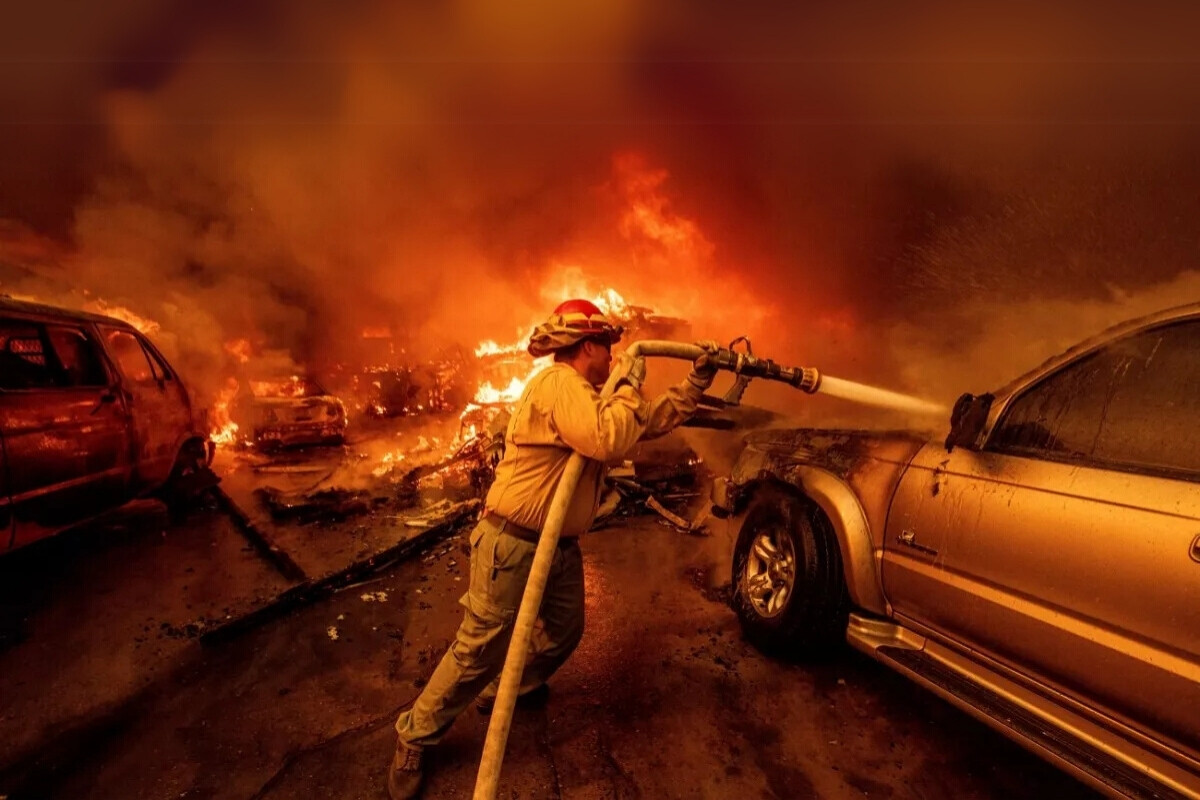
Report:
161,439,216,520
731,486,850,656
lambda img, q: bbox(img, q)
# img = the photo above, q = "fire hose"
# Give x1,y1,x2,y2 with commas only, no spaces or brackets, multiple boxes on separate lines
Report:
472,339,821,799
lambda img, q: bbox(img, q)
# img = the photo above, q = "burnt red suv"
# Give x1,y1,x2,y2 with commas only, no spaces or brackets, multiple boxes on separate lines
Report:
0,298,211,551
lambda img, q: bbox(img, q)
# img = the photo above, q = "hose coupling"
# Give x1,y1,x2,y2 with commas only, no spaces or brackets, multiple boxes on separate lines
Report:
796,366,821,394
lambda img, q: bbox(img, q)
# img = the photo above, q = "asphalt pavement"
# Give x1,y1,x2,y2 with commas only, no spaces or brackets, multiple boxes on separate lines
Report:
0,497,1099,800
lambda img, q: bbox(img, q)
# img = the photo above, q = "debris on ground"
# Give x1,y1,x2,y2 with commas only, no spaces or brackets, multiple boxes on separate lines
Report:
200,502,480,645
592,452,709,531
252,464,334,475
326,626,339,641
255,486,376,522
646,495,711,536
398,498,482,528
359,591,389,603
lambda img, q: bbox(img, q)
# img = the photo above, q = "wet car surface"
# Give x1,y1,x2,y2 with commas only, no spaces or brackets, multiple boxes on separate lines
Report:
719,303,1200,799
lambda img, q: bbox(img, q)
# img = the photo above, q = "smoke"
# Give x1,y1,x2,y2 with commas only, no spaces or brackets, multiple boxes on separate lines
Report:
2,1,1200,419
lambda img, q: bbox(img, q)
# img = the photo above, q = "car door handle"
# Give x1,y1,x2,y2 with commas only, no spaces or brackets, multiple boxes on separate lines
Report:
898,529,939,557
1191,534,1200,564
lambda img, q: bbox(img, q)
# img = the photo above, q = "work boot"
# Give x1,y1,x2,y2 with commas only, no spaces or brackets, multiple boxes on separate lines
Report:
475,682,550,715
386,741,425,800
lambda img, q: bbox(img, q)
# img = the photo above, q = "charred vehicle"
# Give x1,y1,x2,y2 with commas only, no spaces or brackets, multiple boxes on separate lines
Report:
714,303,1200,799
239,375,346,449
0,298,211,552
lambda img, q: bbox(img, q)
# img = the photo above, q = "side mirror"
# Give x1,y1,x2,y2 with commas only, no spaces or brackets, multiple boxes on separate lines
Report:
945,392,993,452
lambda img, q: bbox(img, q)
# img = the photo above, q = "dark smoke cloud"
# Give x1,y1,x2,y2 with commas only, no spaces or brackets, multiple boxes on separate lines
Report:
3,0,1200,418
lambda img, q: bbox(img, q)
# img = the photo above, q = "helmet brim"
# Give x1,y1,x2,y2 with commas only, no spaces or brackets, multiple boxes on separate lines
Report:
527,323,624,358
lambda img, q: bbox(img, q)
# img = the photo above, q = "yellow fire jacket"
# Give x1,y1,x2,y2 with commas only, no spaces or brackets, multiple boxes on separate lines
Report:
485,362,703,538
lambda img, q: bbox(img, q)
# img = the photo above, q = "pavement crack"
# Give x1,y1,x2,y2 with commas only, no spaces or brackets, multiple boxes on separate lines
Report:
595,730,640,798
536,719,564,799
248,707,401,800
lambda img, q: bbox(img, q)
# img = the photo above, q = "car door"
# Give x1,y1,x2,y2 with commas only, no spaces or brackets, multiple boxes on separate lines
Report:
98,326,192,489
0,426,11,551
0,317,134,549
883,317,1200,759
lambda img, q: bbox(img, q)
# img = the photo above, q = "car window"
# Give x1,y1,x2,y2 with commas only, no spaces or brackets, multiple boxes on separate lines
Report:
990,318,1200,478
102,327,155,384
0,319,58,389
139,338,173,381
46,326,109,387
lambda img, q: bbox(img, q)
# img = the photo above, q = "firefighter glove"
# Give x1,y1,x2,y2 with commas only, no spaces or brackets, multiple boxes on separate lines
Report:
688,340,720,390
615,352,647,392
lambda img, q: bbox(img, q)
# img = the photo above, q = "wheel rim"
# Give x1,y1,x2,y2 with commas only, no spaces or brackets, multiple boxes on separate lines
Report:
742,524,797,618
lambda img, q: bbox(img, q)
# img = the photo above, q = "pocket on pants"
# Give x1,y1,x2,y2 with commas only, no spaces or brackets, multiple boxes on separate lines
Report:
469,530,533,616
452,590,512,665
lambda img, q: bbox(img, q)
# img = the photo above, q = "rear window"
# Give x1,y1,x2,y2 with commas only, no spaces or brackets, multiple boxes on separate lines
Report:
47,326,108,387
0,319,112,390
0,320,55,389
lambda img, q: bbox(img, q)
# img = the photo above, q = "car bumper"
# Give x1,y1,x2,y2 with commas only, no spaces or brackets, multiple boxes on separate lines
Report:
254,422,346,447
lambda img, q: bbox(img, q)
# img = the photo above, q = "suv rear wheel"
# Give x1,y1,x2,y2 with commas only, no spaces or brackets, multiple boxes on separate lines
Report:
731,487,849,656
160,439,217,519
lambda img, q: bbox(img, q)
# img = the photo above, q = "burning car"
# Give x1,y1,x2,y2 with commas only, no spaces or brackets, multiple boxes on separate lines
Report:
0,298,212,552
713,303,1200,799
239,374,346,449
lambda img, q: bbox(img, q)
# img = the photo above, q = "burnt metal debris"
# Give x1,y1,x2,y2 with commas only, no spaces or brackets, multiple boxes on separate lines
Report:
200,389,715,645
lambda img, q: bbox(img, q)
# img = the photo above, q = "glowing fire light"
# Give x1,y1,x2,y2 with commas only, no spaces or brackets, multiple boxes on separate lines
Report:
210,377,241,446
225,338,253,364
465,286,633,412
82,299,161,334
473,371,547,405
372,450,406,478
474,340,514,357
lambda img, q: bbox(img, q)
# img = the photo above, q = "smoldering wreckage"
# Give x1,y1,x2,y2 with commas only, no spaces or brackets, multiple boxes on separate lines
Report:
213,320,917,606
8,278,1200,800
199,301,815,644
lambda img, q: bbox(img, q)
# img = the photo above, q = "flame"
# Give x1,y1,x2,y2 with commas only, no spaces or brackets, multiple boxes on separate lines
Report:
81,299,161,334
371,450,406,478
474,339,516,357
614,152,714,260
209,377,241,446
225,338,252,364
465,286,634,410
250,375,314,398
473,369,549,405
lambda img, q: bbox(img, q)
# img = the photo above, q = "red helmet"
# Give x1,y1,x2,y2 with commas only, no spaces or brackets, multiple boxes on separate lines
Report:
551,299,619,337
527,298,624,357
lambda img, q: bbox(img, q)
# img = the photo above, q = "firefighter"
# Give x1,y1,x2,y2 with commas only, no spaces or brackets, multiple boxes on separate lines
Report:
387,298,718,799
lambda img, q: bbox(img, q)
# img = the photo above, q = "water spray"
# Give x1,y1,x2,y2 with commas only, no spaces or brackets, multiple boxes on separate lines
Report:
472,338,943,798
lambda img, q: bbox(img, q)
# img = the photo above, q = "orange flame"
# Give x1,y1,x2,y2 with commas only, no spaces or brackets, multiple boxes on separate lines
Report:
81,299,161,334
209,377,241,447
224,338,253,364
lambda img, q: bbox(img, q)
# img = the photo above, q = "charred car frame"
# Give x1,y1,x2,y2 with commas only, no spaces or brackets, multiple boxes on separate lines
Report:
0,298,211,552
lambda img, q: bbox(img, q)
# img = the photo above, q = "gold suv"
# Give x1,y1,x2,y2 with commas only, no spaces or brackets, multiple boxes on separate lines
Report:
713,303,1200,799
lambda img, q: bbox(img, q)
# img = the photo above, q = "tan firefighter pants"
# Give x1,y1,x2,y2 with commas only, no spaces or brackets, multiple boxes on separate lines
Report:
394,515,584,748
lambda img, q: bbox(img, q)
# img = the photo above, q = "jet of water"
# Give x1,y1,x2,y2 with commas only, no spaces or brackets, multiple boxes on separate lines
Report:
817,375,946,416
